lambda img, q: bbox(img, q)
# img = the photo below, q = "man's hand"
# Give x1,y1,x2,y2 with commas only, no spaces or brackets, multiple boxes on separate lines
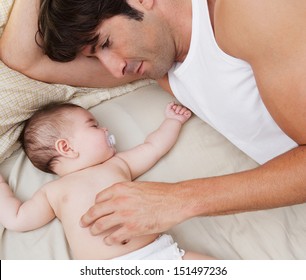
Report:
80,181,189,245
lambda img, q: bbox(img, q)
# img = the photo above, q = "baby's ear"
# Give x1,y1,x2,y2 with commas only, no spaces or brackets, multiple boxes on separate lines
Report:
55,139,79,158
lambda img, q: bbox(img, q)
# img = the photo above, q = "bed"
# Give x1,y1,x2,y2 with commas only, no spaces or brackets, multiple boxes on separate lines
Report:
1,0,306,260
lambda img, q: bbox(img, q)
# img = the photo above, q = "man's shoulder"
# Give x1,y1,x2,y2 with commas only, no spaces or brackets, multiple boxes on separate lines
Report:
214,0,262,59
215,0,304,61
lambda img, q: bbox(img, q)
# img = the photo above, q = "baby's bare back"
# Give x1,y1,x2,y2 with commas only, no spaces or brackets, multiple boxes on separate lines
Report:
45,157,157,259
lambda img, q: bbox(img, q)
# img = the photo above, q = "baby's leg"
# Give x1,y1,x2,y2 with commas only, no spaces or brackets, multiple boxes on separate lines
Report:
183,251,217,260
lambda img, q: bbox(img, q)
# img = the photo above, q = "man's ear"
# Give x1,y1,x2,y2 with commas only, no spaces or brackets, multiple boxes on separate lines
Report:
130,0,154,10
140,0,154,10
55,139,79,158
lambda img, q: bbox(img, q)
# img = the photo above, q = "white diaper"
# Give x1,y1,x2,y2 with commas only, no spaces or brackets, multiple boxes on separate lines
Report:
113,234,185,260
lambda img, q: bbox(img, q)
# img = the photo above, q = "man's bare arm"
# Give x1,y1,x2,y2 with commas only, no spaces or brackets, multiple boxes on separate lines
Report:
80,146,306,245
0,0,138,87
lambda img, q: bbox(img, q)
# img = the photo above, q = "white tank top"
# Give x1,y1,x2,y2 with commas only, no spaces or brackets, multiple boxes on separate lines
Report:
168,0,297,164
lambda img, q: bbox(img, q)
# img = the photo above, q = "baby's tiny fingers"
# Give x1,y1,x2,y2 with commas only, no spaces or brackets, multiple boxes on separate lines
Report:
166,102,175,110
175,105,184,113
179,107,188,114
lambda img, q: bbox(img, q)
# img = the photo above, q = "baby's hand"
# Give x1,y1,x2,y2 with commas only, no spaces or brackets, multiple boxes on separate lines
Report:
165,102,192,124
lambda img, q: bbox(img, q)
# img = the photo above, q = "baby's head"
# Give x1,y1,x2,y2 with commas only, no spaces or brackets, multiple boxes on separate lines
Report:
20,103,116,175
20,103,81,174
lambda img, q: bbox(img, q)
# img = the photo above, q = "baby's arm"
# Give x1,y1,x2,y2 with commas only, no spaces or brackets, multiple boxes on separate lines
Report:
0,174,55,232
116,102,192,179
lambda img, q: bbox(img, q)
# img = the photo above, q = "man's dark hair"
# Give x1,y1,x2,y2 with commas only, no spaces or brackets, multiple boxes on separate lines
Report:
37,0,144,62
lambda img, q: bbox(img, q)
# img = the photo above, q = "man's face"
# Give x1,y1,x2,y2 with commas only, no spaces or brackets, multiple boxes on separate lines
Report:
81,11,176,80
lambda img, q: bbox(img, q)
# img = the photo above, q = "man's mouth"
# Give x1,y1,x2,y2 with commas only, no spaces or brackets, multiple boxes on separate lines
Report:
136,61,143,75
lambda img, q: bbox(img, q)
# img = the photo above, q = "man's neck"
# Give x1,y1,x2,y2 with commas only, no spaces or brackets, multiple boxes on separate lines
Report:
165,0,193,62
173,0,216,61
207,0,216,33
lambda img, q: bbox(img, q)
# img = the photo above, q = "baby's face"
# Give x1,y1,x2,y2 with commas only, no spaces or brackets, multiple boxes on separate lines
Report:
69,108,116,166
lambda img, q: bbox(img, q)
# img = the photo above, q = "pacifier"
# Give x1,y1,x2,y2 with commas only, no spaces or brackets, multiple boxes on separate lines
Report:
108,134,116,147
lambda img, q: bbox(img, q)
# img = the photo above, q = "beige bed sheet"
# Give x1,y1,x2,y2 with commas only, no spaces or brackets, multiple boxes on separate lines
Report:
1,84,305,259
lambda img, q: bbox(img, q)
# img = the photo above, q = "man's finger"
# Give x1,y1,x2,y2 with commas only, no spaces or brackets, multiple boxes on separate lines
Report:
89,214,122,236
104,227,133,246
95,188,114,203
80,203,113,228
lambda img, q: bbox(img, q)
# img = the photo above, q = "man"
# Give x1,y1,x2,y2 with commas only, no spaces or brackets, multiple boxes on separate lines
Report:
3,0,306,246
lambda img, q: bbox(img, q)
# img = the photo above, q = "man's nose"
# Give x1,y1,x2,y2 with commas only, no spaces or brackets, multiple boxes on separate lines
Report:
96,50,126,78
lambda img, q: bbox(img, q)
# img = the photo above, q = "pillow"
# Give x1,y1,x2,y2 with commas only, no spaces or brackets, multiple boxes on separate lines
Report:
0,60,154,164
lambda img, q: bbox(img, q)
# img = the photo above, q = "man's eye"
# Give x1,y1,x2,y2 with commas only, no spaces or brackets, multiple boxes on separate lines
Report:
101,38,110,49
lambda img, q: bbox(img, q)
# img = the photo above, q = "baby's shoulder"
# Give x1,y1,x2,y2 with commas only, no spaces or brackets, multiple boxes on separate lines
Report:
40,177,65,194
